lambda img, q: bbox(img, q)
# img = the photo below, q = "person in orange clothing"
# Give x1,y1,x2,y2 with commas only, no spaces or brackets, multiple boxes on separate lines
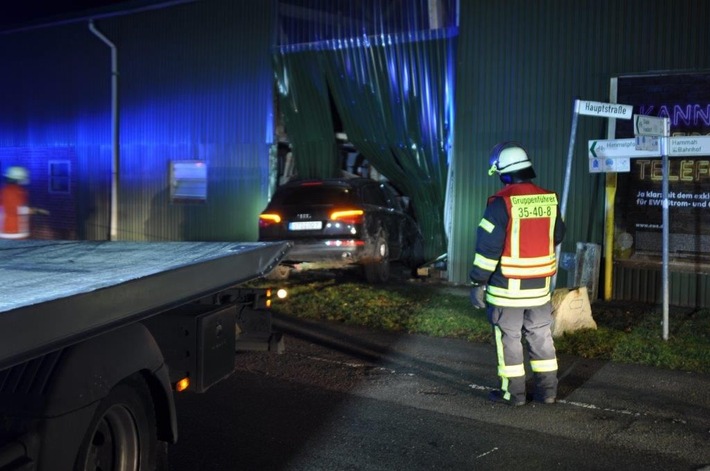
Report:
0,166,32,239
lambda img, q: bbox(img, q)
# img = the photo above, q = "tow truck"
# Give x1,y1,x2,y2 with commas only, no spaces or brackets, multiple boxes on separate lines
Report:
0,239,291,470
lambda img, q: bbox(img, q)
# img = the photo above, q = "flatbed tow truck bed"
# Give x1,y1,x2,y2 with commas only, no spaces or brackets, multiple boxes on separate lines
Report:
0,239,292,470
0,239,290,371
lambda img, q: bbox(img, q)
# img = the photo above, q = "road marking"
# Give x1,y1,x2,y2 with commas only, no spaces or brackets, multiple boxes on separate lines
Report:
476,447,499,459
557,400,642,416
468,383,643,416
302,354,365,368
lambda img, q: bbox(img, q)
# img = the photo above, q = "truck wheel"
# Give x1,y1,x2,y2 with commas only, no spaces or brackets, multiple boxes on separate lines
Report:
75,375,166,471
363,231,390,283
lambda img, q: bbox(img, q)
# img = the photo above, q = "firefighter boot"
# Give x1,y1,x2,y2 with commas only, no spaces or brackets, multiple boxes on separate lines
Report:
533,371,557,404
488,390,526,406
489,375,526,406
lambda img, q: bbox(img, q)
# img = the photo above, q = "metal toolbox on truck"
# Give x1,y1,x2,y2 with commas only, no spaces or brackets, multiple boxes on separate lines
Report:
144,303,237,393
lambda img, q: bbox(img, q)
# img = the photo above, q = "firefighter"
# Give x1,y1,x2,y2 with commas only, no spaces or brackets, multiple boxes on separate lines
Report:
0,166,32,239
469,142,566,406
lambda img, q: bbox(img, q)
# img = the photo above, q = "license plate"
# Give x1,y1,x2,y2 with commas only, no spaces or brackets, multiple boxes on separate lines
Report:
288,221,322,231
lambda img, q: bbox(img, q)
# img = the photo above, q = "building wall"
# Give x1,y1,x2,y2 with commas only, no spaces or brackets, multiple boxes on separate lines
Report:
451,0,710,306
3,0,710,305
0,0,275,242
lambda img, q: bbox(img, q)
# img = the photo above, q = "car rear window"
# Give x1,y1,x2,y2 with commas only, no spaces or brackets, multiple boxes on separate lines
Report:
272,185,357,206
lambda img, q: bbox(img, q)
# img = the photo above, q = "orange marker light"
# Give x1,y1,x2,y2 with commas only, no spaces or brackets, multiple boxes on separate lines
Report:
175,377,190,392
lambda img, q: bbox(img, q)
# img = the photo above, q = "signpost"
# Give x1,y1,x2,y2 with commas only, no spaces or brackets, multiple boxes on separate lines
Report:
634,114,670,137
587,138,657,173
577,100,634,119
562,102,701,341
586,133,710,340
582,121,710,340
633,114,671,341
555,100,633,291
669,136,710,156
562,101,633,216
588,157,630,173
587,135,710,169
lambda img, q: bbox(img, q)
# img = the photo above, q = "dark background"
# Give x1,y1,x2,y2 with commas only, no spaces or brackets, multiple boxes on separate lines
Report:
0,1,165,31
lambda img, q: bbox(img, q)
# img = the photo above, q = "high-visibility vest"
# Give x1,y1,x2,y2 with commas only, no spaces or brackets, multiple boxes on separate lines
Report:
493,184,558,279
0,184,30,239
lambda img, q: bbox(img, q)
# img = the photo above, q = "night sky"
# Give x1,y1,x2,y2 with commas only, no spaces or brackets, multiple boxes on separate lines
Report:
0,1,168,31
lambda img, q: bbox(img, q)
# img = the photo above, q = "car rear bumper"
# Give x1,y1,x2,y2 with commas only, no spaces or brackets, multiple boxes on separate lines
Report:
277,240,376,265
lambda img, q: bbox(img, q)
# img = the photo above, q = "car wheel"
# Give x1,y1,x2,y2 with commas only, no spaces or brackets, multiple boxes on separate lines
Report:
404,233,425,269
363,231,390,283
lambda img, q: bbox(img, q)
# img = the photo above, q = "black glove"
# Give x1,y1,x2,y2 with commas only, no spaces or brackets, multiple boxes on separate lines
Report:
470,283,487,309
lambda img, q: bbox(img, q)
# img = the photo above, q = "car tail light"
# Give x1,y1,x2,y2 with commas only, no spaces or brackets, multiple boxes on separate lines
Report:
325,240,365,247
330,209,364,224
259,213,281,228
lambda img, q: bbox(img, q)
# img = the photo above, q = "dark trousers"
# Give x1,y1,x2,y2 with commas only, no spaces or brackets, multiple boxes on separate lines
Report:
487,303,558,402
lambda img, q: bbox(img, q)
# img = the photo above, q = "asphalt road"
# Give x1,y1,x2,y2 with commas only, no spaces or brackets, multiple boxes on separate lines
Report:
168,313,710,470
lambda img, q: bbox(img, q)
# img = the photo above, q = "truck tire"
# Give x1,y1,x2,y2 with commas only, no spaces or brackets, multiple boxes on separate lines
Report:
75,374,166,471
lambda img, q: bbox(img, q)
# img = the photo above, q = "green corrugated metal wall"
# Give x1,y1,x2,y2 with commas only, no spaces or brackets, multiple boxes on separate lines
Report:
450,0,710,306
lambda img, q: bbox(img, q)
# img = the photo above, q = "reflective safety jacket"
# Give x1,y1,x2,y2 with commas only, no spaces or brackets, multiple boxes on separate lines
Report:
0,183,30,239
470,182,565,307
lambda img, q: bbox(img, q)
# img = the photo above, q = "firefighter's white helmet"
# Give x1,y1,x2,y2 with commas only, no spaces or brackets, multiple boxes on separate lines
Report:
4,166,29,185
488,142,536,183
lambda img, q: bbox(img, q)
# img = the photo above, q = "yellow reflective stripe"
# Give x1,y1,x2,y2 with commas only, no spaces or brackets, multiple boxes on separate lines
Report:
531,358,558,373
508,278,521,291
501,254,556,267
486,285,551,307
501,262,557,278
487,294,551,307
510,215,521,257
547,213,557,253
494,325,505,371
486,282,550,299
501,378,511,400
498,363,525,378
494,326,526,379
473,253,498,271
479,218,495,234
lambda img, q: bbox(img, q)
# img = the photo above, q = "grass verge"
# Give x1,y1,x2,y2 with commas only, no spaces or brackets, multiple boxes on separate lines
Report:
253,270,710,375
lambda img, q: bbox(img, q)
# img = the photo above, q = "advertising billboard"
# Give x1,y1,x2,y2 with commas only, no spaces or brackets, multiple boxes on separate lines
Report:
613,72,710,273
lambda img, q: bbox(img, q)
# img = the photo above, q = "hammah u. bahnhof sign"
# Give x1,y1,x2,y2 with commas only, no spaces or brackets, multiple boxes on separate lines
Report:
612,72,710,273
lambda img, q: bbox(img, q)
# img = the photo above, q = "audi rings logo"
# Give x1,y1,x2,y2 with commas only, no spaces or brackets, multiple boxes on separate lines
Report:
296,213,312,220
